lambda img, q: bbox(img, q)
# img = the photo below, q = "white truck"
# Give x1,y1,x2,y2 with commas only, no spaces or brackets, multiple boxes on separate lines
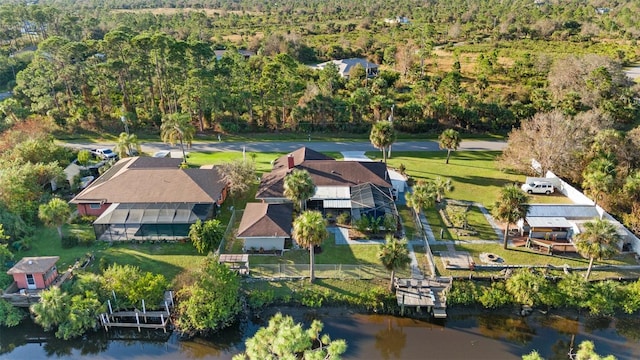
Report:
90,148,118,160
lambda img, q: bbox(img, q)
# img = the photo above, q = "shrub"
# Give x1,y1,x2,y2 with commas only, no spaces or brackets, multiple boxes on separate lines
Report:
247,289,275,310
297,288,326,308
61,235,79,249
78,234,95,247
448,281,479,306
336,212,350,225
71,215,97,225
479,282,513,309
98,257,109,272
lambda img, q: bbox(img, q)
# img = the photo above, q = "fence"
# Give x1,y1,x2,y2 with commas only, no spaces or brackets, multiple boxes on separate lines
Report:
546,170,640,255
216,209,242,255
413,209,437,277
250,264,410,280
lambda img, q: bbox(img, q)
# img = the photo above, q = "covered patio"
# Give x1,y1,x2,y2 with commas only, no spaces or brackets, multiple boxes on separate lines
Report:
94,203,213,241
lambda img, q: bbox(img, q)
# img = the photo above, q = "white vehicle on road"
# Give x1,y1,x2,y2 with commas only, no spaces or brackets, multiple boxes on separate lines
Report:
90,148,118,160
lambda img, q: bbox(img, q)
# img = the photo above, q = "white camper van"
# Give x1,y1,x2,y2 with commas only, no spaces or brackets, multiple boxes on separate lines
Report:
521,181,554,195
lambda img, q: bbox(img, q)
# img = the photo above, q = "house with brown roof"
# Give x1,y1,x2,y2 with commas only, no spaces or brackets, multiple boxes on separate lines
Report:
255,146,397,226
7,256,59,290
237,203,293,252
70,157,228,241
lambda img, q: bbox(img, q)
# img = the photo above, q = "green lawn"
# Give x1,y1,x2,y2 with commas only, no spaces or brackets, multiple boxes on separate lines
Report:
249,234,381,266
433,243,640,280
460,206,499,241
381,151,528,208
186,151,282,175
96,242,204,281
18,225,205,285
398,206,418,239
18,225,105,270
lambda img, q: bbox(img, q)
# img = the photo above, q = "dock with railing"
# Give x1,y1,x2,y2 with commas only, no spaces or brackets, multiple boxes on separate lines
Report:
99,291,175,332
395,277,452,318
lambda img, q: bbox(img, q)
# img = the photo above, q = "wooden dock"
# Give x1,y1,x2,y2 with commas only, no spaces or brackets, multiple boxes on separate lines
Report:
100,310,171,332
99,291,175,332
395,277,452,318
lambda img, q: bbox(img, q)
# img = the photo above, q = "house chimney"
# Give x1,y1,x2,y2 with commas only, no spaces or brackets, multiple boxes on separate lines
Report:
287,154,295,169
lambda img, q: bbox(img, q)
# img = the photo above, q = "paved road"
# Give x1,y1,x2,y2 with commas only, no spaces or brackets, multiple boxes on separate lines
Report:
64,140,506,154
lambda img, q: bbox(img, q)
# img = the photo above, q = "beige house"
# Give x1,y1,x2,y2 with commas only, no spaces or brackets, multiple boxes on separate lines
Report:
237,203,293,252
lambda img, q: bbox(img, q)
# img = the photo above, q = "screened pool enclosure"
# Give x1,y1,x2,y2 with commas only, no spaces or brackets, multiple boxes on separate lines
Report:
93,203,214,241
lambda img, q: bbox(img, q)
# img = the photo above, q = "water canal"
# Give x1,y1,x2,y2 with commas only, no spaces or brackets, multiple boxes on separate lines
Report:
2,308,640,359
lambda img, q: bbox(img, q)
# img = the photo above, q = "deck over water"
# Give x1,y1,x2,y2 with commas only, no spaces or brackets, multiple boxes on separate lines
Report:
395,278,451,318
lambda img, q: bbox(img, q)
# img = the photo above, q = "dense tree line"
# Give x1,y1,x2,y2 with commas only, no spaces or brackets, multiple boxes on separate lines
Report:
0,1,638,137
449,270,640,317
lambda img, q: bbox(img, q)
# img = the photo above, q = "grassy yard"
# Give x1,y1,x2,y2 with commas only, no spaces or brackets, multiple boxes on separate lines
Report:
186,151,282,175
398,205,418,239
18,225,205,285
432,243,640,280
18,225,104,270
380,151,577,208
249,234,381,266
383,151,519,207
243,278,390,299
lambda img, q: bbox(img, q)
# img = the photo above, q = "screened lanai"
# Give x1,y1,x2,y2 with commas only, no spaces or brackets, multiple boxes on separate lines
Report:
93,203,214,241
350,183,398,223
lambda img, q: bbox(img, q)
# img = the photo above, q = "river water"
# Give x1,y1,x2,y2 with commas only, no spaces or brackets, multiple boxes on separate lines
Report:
2,308,640,360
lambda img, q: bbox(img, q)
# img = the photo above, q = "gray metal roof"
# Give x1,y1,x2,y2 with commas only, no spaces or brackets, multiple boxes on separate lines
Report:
526,216,572,228
526,205,599,219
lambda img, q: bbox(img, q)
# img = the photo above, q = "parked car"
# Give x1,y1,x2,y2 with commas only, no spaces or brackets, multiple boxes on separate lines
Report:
521,181,554,195
90,148,118,160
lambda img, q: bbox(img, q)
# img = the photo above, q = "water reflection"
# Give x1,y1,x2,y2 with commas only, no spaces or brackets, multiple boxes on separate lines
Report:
2,311,640,360
374,318,406,360
476,314,535,344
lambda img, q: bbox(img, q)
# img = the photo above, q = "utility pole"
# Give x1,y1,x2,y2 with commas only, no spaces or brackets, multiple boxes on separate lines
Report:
388,103,394,159
121,114,131,156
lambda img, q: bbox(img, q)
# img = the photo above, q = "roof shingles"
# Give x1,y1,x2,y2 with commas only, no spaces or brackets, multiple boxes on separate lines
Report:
71,157,226,204
7,256,59,274
237,203,293,238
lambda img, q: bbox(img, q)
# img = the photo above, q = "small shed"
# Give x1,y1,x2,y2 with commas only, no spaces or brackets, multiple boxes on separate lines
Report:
218,254,250,275
6,256,59,290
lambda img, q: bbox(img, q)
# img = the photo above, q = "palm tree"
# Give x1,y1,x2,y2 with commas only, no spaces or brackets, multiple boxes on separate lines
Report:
492,184,530,249
582,158,615,206
284,169,315,213
369,121,396,163
31,286,68,331
574,218,620,280
438,129,461,164
505,269,544,306
38,198,71,240
378,235,411,292
160,113,196,164
292,211,328,282
405,180,436,216
433,177,454,203
114,132,141,158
